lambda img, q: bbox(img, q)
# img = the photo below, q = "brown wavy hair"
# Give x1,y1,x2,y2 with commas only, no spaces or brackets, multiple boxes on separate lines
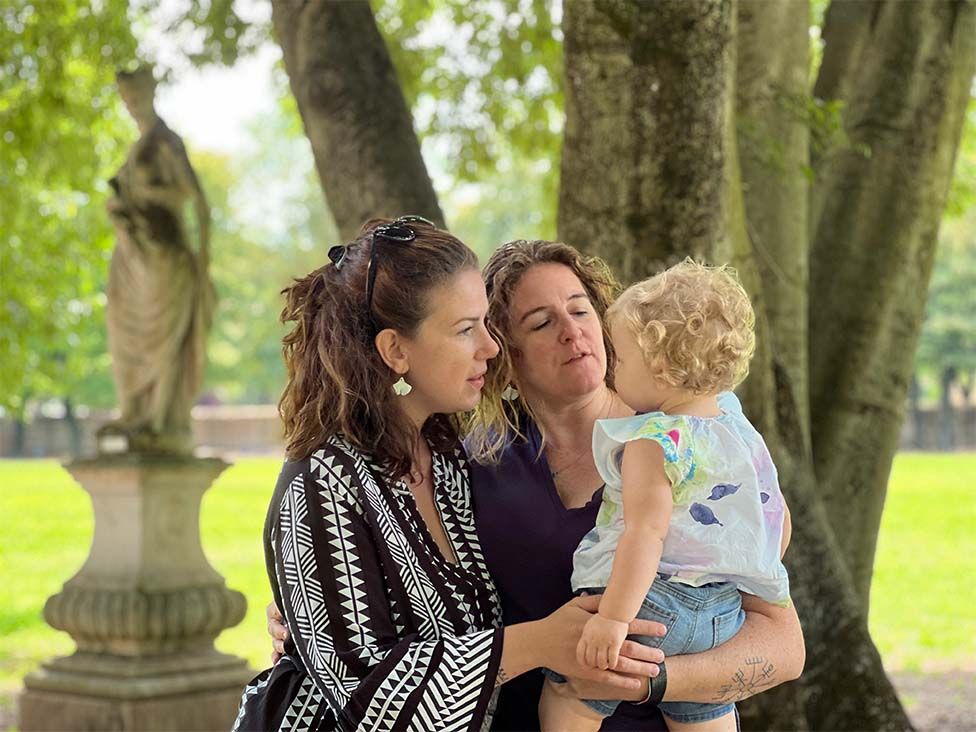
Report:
465,240,621,464
279,218,479,478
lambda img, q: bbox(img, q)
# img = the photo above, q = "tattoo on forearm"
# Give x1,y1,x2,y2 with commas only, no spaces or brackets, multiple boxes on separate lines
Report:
494,667,510,688
712,657,777,702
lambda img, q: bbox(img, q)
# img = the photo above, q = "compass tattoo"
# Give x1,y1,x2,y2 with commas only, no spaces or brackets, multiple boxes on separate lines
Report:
712,656,777,702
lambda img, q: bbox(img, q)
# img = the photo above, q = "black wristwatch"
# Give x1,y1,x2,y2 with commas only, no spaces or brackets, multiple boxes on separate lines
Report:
639,660,667,705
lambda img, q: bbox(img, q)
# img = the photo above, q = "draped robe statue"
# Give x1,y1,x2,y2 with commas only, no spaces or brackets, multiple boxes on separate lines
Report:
98,68,215,455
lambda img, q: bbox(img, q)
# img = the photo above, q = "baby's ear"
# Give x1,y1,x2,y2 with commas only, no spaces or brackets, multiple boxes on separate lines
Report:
646,354,669,382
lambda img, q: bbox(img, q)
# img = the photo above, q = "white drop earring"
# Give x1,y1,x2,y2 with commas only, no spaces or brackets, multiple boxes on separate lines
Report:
393,376,413,396
501,385,519,401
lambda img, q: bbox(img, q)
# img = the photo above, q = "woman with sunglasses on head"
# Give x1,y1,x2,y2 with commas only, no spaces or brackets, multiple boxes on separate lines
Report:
234,219,663,732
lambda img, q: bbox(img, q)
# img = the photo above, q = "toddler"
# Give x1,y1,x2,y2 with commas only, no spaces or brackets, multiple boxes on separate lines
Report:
540,260,791,732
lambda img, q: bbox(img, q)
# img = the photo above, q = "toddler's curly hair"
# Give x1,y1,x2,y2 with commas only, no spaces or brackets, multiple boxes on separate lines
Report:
608,259,756,394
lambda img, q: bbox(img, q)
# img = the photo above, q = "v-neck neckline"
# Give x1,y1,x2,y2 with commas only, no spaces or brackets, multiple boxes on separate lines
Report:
526,420,604,514
393,448,462,567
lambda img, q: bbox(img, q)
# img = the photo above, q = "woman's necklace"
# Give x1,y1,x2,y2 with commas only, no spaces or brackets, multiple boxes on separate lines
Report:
549,450,586,480
547,394,614,480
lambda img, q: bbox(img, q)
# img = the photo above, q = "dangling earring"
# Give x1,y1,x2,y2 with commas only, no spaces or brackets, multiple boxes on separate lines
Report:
393,376,413,396
501,384,519,401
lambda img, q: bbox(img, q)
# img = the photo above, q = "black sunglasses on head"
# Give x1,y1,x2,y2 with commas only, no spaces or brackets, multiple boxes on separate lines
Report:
327,215,435,334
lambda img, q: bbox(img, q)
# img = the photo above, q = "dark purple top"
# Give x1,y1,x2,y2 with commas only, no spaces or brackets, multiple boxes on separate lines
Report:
469,421,667,732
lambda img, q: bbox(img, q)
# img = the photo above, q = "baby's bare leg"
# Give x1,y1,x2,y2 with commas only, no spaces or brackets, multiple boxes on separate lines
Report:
539,679,604,732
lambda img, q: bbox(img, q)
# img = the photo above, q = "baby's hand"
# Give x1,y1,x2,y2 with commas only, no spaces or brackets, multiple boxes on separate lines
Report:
577,613,630,670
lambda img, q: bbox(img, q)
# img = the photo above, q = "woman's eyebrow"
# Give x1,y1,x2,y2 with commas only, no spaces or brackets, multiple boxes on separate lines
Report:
519,305,549,324
519,293,589,324
450,316,480,327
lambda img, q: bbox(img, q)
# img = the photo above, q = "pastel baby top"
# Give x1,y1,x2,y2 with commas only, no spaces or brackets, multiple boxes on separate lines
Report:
571,392,791,605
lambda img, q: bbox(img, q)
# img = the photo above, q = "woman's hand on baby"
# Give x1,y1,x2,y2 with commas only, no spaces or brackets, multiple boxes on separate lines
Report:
542,594,665,691
266,601,289,664
577,613,629,669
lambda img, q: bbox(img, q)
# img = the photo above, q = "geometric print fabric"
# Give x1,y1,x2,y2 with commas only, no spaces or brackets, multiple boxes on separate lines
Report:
234,436,504,731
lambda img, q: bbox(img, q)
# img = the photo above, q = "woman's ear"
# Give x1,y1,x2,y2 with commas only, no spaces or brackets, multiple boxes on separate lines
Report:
374,329,410,375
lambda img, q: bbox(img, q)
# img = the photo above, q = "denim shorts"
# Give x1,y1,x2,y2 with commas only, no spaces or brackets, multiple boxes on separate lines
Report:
544,577,745,723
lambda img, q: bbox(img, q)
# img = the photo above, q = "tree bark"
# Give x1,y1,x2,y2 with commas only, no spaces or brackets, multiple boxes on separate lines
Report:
940,366,958,450
64,397,81,457
270,0,443,239
909,374,924,449
557,0,735,281
559,2,915,729
735,0,813,461
809,0,976,605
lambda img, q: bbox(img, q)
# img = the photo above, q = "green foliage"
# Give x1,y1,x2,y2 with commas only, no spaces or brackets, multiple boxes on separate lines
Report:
195,110,336,404
944,95,976,218
737,87,852,183
444,155,556,259
376,0,563,187
156,0,268,67
0,0,140,415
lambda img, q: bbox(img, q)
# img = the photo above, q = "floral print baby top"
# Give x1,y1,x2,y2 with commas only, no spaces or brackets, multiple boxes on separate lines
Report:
571,392,791,605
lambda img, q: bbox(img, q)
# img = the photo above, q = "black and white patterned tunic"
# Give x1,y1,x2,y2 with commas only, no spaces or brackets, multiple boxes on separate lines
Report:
234,435,504,732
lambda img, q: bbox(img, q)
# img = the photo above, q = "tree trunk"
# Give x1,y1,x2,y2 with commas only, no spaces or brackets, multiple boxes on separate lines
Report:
64,397,81,457
270,0,443,239
735,0,812,461
559,1,914,729
557,0,736,280
939,365,958,450
809,0,976,606
13,413,27,457
909,374,924,449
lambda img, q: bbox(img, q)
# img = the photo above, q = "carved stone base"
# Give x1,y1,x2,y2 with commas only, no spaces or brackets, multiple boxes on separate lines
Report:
20,676,249,732
19,454,253,731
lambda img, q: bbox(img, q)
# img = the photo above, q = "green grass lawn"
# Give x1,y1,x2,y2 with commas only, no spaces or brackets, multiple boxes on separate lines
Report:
0,453,973,694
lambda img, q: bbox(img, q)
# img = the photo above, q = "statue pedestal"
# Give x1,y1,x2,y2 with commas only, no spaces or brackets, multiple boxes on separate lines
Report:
20,455,253,732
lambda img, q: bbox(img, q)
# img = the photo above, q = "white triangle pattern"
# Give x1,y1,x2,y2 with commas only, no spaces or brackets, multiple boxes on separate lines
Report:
277,471,360,713
279,675,323,732
270,438,502,731
231,667,272,732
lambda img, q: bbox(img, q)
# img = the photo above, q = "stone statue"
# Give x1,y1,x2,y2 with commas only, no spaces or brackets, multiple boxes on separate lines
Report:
98,67,215,455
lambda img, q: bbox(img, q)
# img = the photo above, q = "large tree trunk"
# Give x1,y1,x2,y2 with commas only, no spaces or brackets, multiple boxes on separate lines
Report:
270,0,443,239
735,0,813,462
558,1,915,729
557,0,736,278
809,0,976,606
939,366,958,450
909,374,925,449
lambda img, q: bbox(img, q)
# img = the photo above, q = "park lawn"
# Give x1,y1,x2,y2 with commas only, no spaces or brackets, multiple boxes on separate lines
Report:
0,452,973,695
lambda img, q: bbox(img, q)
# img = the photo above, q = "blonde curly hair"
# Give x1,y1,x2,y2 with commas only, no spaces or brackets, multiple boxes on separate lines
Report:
608,259,756,394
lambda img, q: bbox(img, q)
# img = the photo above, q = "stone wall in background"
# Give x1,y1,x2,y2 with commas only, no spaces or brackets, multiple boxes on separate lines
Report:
1,405,974,458
0,405,284,458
